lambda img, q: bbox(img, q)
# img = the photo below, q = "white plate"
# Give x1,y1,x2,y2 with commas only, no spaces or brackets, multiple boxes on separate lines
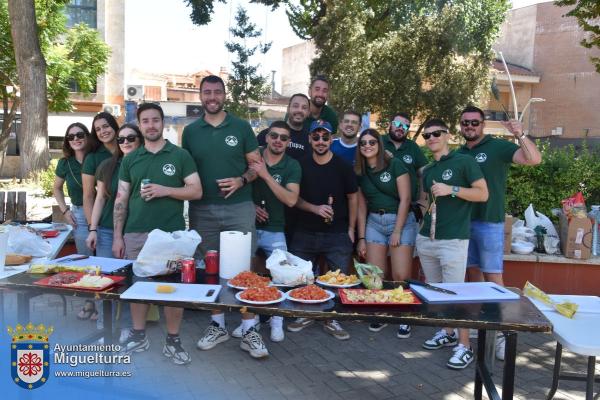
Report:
315,278,361,288
286,289,336,304
227,281,272,290
235,290,285,305
28,223,53,230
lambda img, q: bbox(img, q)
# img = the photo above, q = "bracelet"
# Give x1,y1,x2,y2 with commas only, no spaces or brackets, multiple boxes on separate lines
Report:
88,229,97,233
357,237,365,241
62,207,70,214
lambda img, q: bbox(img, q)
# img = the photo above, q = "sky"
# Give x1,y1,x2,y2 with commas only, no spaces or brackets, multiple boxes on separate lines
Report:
126,0,554,91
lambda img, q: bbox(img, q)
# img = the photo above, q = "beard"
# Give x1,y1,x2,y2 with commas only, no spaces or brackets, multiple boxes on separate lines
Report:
389,129,406,142
313,145,329,155
204,101,224,115
462,130,481,142
311,96,326,108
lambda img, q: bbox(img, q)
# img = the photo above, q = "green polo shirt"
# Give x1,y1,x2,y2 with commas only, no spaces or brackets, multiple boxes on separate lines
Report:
82,145,112,175
357,158,409,213
182,113,258,205
457,135,519,223
420,152,484,240
383,135,428,201
55,157,84,206
304,104,338,134
96,158,120,229
252,148,302,232
119,140,197,233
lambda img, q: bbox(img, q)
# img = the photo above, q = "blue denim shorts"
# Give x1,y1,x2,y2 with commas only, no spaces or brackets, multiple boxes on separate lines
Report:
256,230,287,258
467,221,505,273
366,212,418,246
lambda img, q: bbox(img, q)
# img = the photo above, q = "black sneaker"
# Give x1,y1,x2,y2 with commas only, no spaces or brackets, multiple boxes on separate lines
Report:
422,329,458,350
240,326,268,358
397,324,411,339
163,336,191,365
368,323,388,332
122,330,150,354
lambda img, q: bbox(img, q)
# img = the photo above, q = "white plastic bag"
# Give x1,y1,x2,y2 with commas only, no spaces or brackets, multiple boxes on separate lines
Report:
524,204,559,239
511,218,536,244
132,229,201,277
266,249,314,286
8,226,52,257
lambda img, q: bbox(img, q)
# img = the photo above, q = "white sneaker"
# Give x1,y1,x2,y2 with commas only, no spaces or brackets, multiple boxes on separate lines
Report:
232,321,261,338
323,320,350,340
240,326,269,358
270,326,285,342
495,335,506,361
447,344,474,369
196,321,230,350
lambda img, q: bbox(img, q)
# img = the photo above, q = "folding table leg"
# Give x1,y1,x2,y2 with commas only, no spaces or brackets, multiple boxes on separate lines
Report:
546,342,562,400
102,299,114,345
586,356,596,400
475,329,486,400
502,331,517,400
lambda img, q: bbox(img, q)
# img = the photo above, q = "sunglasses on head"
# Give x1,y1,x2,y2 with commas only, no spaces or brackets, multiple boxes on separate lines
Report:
422,130,447,140
311,133,330,142
66,132,86,141
359,139,378,147
268,132,290,142
117,134,138,144
460,119,483,127
392,120,409,130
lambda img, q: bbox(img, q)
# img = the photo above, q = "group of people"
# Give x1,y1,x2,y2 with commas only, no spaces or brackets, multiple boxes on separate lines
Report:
54,74,542,369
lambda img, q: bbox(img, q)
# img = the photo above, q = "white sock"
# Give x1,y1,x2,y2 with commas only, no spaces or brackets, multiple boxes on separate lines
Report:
270,316,283,328
241,318,256,334
211,313,225,329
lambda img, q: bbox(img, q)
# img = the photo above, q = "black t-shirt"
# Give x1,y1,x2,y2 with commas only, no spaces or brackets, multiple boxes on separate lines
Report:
296,153,358,233
257,125,310,161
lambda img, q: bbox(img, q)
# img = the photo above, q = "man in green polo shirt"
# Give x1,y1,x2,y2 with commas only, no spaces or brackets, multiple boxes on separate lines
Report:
304,75,338,135
229,120,301,344
457,105,541,360
182,75,270,359
113,103,202,366
416,118,488,370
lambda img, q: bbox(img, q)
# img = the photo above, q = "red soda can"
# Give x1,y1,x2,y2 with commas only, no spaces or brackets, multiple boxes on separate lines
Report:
205,250,219,275
180,258,196,283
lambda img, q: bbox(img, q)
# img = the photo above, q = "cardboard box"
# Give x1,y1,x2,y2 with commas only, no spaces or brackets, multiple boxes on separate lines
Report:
559,213,592,260
504,215,513,255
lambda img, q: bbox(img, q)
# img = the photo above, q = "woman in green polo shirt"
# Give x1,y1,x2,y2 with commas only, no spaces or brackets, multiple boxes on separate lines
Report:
53,122,94,257
82,112,119,227
355,129,412,337
86,124,144,257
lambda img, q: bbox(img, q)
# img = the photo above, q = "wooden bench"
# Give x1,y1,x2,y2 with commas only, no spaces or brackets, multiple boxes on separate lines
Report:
0,190,27,222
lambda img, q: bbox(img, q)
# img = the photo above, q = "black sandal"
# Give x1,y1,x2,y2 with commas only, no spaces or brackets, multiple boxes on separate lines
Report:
77,300,96,320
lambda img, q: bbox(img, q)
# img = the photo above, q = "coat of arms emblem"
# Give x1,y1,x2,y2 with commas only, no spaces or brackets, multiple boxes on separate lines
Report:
8,323,53,390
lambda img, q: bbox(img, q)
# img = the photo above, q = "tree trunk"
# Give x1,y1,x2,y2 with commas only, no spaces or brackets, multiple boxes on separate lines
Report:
8,0,50,179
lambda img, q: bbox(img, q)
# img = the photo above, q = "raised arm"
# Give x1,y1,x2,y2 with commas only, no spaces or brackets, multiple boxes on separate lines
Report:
502,120,542,166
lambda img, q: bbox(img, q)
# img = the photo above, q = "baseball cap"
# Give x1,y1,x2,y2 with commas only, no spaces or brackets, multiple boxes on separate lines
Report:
309,119,333,133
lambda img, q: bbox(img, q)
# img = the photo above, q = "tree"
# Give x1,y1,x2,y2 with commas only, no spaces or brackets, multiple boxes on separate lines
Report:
224,6,271,119
1,0,110,177
555,0,600,73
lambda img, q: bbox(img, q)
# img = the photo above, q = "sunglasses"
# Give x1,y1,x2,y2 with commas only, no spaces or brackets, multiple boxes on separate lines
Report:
268,132,290,142
422,130,447,140
66,132,86,141
392,121,409,130
117,134,138,144
359,139,378,147
311,133,330,142
460,119,483,127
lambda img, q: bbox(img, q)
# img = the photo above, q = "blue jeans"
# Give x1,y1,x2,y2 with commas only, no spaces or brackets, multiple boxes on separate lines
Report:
96,226,114,258
366,212,418,246
467,221,505,273
71,205,93,256
256,230,287,258
289,230,353,274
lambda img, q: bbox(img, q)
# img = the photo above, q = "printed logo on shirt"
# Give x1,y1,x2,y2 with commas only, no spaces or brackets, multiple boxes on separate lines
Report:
225,136,238,147
162,164,176,176
402,155,413,164
441,169,453,181
475,153,487,163
272,174,283,184
379,172,392,183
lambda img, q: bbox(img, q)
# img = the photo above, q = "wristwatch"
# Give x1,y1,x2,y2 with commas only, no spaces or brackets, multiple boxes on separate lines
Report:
451,186,460,198
241,176,248,186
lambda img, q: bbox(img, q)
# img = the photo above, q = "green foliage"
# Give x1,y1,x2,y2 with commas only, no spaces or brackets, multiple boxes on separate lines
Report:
224,6,272,119
37,158,60,197
506,142,600,219
555,0,600,73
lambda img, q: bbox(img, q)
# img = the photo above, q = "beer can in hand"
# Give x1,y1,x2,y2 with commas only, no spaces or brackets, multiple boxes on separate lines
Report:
205,250,219,275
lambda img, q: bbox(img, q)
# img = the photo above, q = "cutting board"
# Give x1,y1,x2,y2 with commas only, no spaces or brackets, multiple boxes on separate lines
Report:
411,282,520,303
120,282,221,303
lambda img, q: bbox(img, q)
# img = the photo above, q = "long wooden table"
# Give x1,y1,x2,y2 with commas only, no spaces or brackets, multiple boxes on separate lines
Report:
0,269,552,400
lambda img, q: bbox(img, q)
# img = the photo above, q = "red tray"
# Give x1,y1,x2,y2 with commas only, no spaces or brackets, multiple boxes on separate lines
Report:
41,230,60,238
339,288,422,306
34,272,125,291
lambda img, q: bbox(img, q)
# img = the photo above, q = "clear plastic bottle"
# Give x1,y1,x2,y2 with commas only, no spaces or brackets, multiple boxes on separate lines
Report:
589,205,600,256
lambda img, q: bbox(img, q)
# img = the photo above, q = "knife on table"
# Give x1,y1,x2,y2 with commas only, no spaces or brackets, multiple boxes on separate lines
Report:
56,255,90,263
405,279,457,295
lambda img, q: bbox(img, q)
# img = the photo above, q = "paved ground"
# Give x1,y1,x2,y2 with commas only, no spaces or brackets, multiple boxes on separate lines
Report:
1,292,596,399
